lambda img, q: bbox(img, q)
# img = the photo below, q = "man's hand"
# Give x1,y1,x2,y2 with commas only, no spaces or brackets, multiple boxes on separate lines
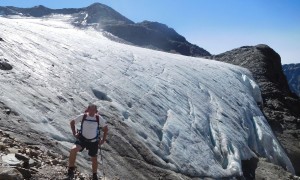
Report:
99,139,106,146
73,132,80,139
99,125,108,146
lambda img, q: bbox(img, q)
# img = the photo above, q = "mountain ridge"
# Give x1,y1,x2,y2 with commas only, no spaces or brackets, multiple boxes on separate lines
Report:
283,63,300,97
0,3,210,57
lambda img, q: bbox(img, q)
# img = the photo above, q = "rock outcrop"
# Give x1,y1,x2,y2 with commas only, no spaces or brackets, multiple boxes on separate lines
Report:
211,44,300,175
0,58,13,71
283,63,300,97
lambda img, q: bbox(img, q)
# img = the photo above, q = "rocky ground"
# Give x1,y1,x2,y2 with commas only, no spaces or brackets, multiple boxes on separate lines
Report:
0,128,97,180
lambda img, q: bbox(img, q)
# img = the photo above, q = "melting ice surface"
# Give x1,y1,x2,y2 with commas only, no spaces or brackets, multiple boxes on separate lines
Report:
0,16,295,177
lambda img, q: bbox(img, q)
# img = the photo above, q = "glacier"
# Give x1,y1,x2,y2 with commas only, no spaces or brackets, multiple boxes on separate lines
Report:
0,15,295,178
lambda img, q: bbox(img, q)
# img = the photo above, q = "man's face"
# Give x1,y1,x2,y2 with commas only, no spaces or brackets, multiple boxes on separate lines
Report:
88,106,97,114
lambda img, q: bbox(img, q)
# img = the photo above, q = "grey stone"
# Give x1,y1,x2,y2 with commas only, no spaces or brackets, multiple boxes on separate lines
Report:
29,158,38,167
7,148,19,154
2,138,12,143
15,153,30,162
0,167,23,180
0,142,6,151
15,167,32,179
2,154,21,166
47,150,59,159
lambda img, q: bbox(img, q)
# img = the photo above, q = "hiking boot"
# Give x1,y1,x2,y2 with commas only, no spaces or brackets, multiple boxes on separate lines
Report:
63,167,75,180
92,173,98,180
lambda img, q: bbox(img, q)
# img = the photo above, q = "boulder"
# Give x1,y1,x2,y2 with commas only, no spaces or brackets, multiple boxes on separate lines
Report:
0,167,23,180
15,153,30,162
2,154,21,166
7,148,19,154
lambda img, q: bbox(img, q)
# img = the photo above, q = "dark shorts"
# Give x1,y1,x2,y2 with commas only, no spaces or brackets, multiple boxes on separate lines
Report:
75,136,99,157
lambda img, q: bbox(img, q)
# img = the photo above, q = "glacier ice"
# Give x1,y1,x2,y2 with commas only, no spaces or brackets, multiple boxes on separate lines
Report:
0,16,295,177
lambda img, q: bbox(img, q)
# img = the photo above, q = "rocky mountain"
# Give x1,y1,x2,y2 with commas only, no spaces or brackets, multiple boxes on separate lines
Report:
0,5,81,17
0,3,210,57
283,63,300,97
0,16,297,179
210,45,300,175
103,21,210,56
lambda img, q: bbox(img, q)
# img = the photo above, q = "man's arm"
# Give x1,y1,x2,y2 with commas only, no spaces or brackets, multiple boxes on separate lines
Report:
70,120,77,137
100,125,108,145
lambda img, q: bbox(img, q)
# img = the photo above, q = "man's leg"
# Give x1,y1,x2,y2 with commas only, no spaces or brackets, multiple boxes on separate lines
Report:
88,142,99,179
91,155,98,173
69,144,82,168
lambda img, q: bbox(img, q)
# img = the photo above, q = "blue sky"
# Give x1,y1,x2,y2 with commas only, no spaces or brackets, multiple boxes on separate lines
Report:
0,0,299,64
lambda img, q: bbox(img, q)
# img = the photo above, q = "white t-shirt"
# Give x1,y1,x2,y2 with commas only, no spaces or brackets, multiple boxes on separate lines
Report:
73,113,107,139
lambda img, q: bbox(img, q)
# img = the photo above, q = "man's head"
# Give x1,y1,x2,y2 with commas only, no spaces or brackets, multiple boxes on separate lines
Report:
87,103,97,116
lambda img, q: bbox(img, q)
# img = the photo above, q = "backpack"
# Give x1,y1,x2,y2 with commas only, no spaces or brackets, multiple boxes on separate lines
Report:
79,113,100,141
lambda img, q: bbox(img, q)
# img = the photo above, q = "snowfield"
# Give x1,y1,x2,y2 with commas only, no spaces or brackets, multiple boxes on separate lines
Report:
0,16,295,177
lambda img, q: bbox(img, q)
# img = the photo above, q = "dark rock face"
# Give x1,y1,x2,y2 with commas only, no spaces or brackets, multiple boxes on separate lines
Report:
211,44,300,175
0,3,210,57
283,63,300,97
104,21,211,56
0,59,13,70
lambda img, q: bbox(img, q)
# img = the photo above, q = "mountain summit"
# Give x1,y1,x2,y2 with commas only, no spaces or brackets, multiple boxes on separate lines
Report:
74,2,133,26
0,3,210,57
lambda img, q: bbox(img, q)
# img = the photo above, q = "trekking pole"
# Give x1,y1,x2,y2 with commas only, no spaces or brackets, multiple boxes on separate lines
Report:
99,144,106,180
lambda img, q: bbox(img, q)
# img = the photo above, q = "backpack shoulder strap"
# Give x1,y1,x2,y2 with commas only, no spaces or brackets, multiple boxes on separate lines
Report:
96,114,100,124
82,113,87,121
80,113,88,133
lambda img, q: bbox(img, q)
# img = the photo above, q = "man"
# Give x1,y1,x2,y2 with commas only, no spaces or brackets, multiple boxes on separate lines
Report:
66,104,108,180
